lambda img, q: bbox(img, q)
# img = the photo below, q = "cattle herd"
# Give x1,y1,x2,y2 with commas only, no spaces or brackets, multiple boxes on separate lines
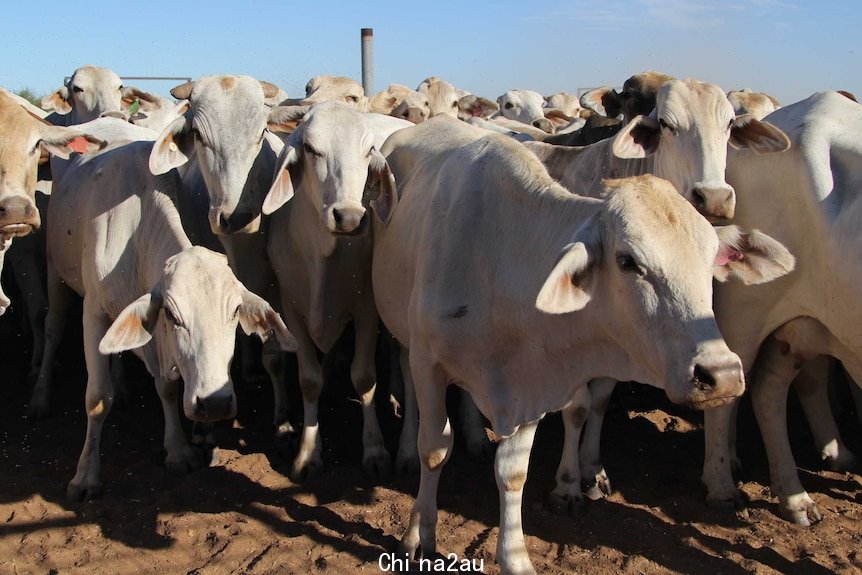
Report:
1,64,861,574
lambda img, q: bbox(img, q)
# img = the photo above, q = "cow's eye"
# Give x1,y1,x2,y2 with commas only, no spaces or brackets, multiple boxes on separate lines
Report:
347,95,359,103
504,102,514,109
659,118,676,134
231,305,240,321
164,308,180,325
617,253,645,276
303,142,320,156
72,85,84,93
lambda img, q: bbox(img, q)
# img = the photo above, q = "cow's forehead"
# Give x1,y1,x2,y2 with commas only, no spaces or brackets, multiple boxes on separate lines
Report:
604,176,716,251
70,65,121,87
190,76,266,108
657,80,734,122
304,102,368,138
163,248,234,293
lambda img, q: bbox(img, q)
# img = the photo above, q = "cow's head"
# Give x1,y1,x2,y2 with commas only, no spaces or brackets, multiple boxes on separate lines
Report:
41,65,160,125
264,101,397,233
537,175,794,408
612,79,790,221
149,75,282,235
0,92,105,237
100,247,295,421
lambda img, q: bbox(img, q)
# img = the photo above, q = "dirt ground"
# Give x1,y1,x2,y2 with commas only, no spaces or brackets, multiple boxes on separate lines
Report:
2,307,862,575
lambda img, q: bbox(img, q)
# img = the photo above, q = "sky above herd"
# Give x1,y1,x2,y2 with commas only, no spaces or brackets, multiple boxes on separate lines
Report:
3,0,860,106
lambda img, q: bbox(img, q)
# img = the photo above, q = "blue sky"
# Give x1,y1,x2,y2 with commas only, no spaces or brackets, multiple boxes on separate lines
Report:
3,0,859,105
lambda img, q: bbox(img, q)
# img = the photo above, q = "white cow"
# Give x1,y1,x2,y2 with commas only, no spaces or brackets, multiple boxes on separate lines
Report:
545,92,582,117
0,90,104,318
524,78,790,220
38,139,293,500
727,88,781,121
496,89,573,133
416,76,497,120
260,101,402,481
372,116,798,574
148,75,292,432
702,91,862,525
41,64,161,126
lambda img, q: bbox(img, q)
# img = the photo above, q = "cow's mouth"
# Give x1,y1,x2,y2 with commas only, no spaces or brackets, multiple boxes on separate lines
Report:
1,224,34,238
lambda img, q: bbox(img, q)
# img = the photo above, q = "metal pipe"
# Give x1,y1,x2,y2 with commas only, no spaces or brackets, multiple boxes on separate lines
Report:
361,28,374,96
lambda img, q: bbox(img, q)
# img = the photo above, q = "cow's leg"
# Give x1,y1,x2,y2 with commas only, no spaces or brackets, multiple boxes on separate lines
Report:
496,419,539,575
580,377,616,499
28,267,72,419
394,344,419,476
398,351,452,561
154,375,205,475
287,315,325,483
67,305,112,501
461,390,494,461
351,309,390,480
262,342,293,436
751,337,821,526
794,356,856,471
8,235,46,381
549,385,590,516
0,238,12,314
702,400,744,510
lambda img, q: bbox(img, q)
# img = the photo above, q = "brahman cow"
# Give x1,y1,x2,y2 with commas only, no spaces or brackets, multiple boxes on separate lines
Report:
36,137,293,500
702,91,862,526
373,116,790,575
525,78,790,220
260,101,403,481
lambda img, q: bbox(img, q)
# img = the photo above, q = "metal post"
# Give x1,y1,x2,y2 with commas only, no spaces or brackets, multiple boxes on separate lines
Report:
361,28,374,96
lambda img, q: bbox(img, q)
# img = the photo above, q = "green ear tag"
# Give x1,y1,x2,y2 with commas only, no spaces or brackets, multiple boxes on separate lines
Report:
128,98,140,115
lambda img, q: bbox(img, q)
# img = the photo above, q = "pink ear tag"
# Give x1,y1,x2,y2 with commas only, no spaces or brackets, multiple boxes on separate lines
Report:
715,246,744,267
68,137,90,154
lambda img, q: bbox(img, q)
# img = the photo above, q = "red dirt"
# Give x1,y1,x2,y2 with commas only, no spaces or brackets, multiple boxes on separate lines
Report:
2,321,862,575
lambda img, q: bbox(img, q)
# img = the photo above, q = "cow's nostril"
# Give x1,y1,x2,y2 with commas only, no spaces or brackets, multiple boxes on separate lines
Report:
332,208,343,228
691,188,706,211
692,363,716,391
219,212,230,233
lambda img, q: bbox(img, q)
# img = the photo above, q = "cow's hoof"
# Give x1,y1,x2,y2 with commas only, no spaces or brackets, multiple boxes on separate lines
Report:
166,446,207,476
583,469,612,500
780,493,822,527
67,481,101,502
362,450,393,482
290,458,323,483
706,490,748,514
549,491,586,518
274,420,295,439
396,534,430,563
395,453,420,477
826,450,857,473
25,397,50,420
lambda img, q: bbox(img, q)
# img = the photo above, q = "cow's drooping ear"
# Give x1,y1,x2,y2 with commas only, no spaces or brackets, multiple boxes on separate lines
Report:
99,291,163,354
536,215,602,314
149,104,193,175
730,114,791,153
170,81,195,101
713,225,795,284
262,127,302,215
612,115,661,159
41,87,72,114
543,108,575,130
457,95,499,120
238,290,298,352
267,104,311,133
121,87,161,112
259,81,280,99
39,127,107,163
367,148,397,224
579,87,621,118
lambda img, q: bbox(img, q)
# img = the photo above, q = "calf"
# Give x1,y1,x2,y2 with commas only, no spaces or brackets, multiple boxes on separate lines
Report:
39,140,292,499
